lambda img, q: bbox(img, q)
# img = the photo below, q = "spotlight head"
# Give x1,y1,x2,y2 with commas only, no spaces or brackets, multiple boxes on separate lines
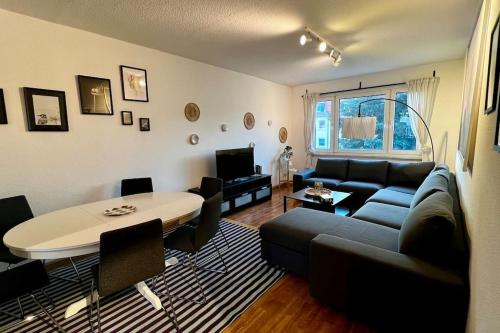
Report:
299,34,308,45
318,41,327,52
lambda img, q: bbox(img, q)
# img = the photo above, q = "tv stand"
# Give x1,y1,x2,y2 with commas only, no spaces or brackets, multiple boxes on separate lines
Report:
220,174,272,215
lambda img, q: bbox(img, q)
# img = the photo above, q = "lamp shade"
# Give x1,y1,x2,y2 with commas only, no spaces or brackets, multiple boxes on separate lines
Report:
342,116,377,139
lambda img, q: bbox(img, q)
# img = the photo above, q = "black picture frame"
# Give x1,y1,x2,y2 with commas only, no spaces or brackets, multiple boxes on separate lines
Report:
23,87,69,131
121,111,133,125
0,89,7,124
485,15,500,114
77,75,114,115
139,117,150,131
120,65,149,102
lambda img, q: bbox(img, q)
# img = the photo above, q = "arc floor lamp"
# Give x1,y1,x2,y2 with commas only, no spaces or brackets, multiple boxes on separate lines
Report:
342,98,435,162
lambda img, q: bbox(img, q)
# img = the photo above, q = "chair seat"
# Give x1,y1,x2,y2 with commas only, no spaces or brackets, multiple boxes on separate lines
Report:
164,225,197,253
385,185,418,195
0,248,25,265
336,181,384,197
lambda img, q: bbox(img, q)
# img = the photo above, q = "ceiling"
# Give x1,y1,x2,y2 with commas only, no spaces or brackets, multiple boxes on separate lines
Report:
0,0,482,86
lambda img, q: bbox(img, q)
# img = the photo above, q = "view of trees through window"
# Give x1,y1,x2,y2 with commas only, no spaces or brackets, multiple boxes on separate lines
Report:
393,92,417,151
338,94,385,150
313,90,417,155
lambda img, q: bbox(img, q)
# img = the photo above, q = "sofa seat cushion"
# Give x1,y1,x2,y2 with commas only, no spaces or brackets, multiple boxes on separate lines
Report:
399,191,456,261
303,177,342,190
315,158,349,180
385,186,417,195
347,160,389,184
352,202,410,229
410,169,450,208
365,189,413,208
335,181,384,197
260,207,399,255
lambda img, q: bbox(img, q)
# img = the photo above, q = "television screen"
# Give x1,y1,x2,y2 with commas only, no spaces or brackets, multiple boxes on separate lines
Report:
216,148,255,181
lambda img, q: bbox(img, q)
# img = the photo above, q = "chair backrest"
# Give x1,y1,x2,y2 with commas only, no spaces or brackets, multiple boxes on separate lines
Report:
0,195,34,240
200,177,223,199
193,192,223,250
98,219,165,297
0,260,49,303
121,177,153,196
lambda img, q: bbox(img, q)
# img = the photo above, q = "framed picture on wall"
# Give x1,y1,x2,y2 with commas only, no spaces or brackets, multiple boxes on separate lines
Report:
120,65,149,102
139,117,150,131
485,15,500,114
0,89,7,124
121,111,133,125
23,87,69,131
77,75,114,115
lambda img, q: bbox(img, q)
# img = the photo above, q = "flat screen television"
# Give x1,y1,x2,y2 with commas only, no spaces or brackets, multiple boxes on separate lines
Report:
216,147,255,181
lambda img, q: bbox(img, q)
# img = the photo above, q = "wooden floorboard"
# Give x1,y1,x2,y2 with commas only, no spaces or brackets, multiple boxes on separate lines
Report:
225,184,377,333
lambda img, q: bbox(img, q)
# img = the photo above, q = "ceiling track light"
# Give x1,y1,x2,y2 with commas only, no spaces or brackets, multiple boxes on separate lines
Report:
299,26,342,67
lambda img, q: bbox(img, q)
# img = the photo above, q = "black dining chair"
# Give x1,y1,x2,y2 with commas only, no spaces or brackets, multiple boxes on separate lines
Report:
0,195,83,286
192,177,229,250
121,177,153,196
0,260,65,332
164,192,226,304
89,218,178,332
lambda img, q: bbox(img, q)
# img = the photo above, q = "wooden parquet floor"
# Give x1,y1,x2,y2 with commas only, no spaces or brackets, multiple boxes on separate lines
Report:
225,184,377,333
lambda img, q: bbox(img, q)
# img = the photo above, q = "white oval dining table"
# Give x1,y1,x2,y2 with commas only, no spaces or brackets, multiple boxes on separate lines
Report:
3,191,204,319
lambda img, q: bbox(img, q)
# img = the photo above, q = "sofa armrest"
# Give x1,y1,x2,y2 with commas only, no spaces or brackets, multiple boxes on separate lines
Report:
293,168,316,192
310,234,467,331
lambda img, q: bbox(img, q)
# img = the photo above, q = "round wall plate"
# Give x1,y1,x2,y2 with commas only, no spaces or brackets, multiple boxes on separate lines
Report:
279,127,288,143
243,112,255,130
189,133,199,145
184,103,200,122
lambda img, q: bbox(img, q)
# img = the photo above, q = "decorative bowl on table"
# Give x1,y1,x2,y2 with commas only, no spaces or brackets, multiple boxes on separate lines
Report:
103,205,137,216
304,187,331,198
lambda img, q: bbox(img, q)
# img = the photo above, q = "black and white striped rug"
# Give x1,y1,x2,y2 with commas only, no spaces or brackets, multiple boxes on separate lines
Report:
0,220,284,332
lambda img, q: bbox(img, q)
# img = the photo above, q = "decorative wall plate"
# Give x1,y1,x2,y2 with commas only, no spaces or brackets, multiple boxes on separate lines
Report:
189,133,199,145
279,127,288,143
243,112,255,130
184,103,200,122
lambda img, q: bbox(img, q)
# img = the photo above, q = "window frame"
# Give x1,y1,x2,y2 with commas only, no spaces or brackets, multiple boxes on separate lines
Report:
314,85,420,160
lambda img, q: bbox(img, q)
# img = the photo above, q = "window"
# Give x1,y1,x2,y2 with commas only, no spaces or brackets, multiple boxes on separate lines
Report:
393,92,417,151
312,87,418,158
314,101,331,150
338,94,385,150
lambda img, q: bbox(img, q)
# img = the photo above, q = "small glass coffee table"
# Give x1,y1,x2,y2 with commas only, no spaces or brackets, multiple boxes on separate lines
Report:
283,188,352,214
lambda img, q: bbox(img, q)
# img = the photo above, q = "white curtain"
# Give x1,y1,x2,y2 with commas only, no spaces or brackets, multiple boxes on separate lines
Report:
303,92,319,167
407,77,440,161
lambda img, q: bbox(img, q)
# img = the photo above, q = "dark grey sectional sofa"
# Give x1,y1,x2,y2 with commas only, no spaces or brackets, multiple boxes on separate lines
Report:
261,159,469,332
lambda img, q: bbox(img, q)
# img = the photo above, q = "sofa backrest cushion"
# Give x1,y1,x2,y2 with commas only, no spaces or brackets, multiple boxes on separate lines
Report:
434,164,450,172
410,169,450,209
399,191,456,261
347,160,389,184
315,158,349,180
387,162,435,188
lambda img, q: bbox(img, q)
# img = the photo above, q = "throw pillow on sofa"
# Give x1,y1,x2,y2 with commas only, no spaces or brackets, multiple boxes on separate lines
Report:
387,162,435,188
399,191,456,261
410,169,450,208
347,160,389,184
315,158,349,180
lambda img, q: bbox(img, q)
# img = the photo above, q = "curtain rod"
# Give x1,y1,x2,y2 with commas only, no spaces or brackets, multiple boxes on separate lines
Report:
303,70,436,97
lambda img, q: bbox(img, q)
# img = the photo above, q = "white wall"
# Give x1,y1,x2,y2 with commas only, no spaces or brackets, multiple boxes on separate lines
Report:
455,0,500,332
290,59,465,169
0,9,292,215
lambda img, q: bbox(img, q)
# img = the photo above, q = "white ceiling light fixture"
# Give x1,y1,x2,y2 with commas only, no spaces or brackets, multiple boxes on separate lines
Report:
299,27,342,67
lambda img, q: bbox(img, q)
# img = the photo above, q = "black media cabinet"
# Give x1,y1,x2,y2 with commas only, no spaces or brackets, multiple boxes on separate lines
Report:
188,174,272,216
